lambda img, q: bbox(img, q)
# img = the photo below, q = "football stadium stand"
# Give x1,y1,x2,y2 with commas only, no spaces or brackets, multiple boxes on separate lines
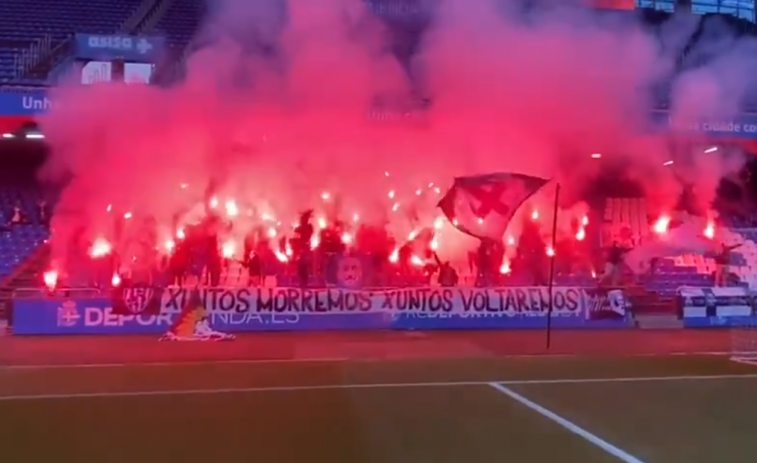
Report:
1,1,757,327
0,0,145,84
0,185,49,280
154,0,203,48
601,197,757,296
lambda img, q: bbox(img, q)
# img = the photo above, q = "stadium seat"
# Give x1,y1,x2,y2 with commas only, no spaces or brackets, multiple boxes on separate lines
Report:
0,185,49,280
154,0,203,48
599,197,751,295
601,197,648,248
0,0,142,83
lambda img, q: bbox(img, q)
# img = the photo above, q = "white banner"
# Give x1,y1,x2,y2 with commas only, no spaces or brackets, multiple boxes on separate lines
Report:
118,286,626,318
124,62,153,84
81,61,112,84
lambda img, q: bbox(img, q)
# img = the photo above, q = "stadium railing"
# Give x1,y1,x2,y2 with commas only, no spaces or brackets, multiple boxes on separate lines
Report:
13,35,52,80
12,287,101,299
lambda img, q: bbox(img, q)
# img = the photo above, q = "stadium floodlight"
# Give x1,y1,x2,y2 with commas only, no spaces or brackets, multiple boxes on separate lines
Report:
1,133,14,139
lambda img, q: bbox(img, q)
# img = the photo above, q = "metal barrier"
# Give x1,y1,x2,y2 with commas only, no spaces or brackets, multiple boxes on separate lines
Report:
11,287,102,299
14,35,53,79
138,0,172,34
120,0,160,33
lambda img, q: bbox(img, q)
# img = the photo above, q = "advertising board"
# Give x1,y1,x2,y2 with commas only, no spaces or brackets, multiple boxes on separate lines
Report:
72,34,165,62
4,90,757,142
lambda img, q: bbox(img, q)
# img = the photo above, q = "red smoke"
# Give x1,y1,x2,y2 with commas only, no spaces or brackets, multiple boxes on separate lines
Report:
36,0,754,269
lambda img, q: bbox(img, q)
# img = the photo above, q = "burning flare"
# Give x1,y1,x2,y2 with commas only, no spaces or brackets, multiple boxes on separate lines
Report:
653,216,670,235
43,269,58,290
221,240,235,258
89,237,112,258
704,222,715,240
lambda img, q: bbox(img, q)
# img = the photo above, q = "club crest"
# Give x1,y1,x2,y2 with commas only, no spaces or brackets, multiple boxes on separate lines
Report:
121,287,156,314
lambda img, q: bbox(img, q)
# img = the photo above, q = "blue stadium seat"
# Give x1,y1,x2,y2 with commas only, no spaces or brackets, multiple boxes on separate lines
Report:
0,185,49,279
0,0,142,83
154,0,203,48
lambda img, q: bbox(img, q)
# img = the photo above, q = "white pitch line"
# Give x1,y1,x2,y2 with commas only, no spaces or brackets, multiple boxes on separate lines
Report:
0,350,737,370
489,382,647,463
496,373,757,386
0,357,350,370
730,357,757,367
0,380,487,401
1,373,757,401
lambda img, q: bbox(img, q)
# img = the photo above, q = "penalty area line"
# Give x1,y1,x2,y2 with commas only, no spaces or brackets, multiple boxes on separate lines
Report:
489,382,646,463
730,357,757,367
1,373,757,401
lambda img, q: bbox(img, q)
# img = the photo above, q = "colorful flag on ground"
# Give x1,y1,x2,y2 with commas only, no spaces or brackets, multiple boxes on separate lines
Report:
160,289,235,341
438,173,549,240
112,286,164,315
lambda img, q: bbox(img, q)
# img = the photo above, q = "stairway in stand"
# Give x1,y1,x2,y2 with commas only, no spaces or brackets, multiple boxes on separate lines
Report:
621,284,682,329
0,243,49,328
634,314,684,329
0,242,50,294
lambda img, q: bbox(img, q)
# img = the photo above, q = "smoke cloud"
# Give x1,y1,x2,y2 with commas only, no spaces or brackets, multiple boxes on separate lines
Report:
37,0,757,270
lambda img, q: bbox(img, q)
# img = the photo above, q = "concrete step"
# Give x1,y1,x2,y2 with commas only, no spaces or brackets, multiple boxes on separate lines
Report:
635,314,684,329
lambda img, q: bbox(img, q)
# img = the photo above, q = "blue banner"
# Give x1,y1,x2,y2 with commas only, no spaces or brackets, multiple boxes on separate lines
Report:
0,91,49,117
683,315,757,328
11,286,630,335
649,110,757,139
73,34,165,62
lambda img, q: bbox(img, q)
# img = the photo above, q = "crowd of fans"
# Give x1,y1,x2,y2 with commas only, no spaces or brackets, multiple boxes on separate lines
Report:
30,188,749,292
51,205,618,291
0,200,49,232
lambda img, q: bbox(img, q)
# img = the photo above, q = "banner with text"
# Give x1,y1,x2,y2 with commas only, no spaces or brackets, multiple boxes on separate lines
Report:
650,111,757,140
4,91,757,142
0,91,49,118
12,286,629,335
73,34,165,62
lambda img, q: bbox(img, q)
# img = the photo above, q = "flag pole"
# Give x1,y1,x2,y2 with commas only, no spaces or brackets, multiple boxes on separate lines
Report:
546,182,561,350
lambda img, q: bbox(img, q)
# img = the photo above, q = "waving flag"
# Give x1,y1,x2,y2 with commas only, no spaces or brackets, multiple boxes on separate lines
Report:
438,173,549,240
